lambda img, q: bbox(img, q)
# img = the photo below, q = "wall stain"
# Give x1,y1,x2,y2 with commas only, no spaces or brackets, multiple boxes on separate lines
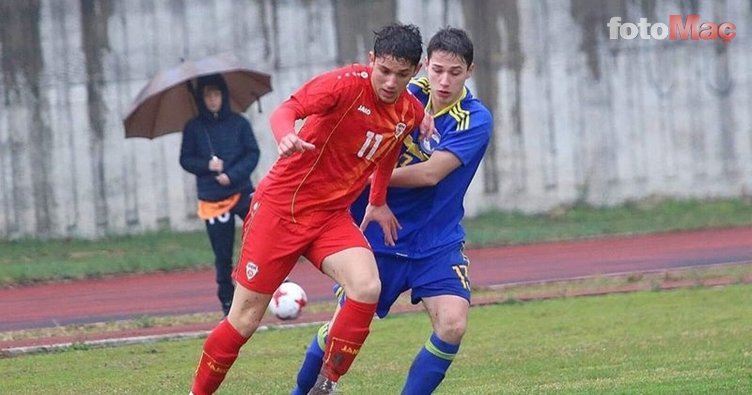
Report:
333,0,397,65
710,0,737,178
464,0,521,194
116,2,140,228
259,0,272,59
270,0,281,69
0,0,54,236
81,0,113,235
51,1,82,233
0,2,30,235
570,0,628,81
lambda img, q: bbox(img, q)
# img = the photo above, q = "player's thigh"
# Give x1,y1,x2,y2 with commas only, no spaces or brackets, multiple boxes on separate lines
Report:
422,294,469,324
305,210,371,269
310,212,379,301
307,211,379,301
235,198,308,294
320,246,379,302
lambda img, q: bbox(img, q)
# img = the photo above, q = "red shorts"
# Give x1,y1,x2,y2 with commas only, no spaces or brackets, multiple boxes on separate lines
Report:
234,195,371,294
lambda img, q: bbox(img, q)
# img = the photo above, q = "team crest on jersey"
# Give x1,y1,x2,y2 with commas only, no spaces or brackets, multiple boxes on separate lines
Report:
245,262,258,280
419,132,441,155
395,122,407,138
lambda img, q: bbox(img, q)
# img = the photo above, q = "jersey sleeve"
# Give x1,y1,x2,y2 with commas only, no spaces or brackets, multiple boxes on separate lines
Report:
369,143,401,206
287,69,344,116
370,97,423,205
436,107,493,165
270,67,358,142
407,77,430,104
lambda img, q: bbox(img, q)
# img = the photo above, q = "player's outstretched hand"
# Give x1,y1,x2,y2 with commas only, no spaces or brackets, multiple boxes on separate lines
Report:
418,112,436,141
360,203,401,247
278,132,315,157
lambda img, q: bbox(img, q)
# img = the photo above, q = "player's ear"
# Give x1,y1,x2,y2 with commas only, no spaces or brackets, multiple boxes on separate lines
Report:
368,51,375,66
412,62,422,77
466,62,475,79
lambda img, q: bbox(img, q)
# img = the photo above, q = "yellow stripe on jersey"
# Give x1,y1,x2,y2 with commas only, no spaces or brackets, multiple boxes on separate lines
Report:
411,77,430,95
449,104,471,131
402,136,430,162
419,81,471,131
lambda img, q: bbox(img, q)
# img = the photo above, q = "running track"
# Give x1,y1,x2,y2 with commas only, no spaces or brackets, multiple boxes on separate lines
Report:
2,228,751,333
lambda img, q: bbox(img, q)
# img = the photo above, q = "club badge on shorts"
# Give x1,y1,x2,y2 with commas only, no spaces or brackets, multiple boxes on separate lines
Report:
245,262,258,280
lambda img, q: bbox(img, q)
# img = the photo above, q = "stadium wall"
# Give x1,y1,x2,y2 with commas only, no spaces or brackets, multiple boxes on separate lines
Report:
0,0,750,239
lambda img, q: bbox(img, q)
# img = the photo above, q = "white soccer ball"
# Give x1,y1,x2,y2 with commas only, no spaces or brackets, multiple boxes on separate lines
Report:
269,281,308,320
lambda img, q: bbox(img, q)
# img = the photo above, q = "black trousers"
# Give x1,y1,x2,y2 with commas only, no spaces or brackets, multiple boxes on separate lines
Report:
204,189,252,316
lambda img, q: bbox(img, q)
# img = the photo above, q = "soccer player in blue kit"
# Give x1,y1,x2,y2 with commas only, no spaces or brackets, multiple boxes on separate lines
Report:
292,27,493,395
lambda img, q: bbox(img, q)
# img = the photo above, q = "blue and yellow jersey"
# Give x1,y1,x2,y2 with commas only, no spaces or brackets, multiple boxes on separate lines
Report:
351,77,493,258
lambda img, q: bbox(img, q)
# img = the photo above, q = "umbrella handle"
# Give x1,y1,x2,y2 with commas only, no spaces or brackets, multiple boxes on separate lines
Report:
210,155,223,175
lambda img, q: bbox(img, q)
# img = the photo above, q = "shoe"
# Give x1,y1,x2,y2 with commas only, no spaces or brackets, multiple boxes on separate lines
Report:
307,374,337,394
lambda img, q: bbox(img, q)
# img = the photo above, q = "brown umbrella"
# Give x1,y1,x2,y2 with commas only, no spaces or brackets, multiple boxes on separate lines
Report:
123,52,272,139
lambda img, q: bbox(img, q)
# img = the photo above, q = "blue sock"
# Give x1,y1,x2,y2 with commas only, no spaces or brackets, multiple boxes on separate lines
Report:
291,323,328,395
401,332,460,395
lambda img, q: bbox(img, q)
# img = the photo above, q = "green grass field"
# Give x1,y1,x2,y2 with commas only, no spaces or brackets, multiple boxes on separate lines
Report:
2,198,752,287
2,285,750,393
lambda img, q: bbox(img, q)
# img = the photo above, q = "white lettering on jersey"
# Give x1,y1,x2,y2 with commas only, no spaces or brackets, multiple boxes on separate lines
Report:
358,105,372,116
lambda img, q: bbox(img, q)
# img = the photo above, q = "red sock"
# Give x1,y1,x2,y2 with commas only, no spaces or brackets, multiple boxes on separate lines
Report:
191,319,250,395
322,298,377,381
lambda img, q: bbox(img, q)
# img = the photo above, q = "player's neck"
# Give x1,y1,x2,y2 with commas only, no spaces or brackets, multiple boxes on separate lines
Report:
428,87,466,117
428,98,455,115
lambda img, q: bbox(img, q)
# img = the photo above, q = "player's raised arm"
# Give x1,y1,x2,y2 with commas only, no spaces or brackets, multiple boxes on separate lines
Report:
269,102,315,157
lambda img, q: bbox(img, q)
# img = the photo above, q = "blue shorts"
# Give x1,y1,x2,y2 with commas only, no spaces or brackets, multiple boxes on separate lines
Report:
374,243,471,318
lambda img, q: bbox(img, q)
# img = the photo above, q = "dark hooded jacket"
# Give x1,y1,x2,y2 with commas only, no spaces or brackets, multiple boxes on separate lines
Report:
180,74,260,201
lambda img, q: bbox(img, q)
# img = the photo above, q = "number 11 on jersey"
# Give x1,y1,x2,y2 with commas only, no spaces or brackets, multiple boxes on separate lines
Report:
357,131,383,160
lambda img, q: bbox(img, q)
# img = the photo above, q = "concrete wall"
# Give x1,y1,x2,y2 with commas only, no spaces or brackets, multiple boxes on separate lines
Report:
0,0,750,239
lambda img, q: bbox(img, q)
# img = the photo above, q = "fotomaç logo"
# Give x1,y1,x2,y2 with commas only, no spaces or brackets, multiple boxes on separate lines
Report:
608,15,736,42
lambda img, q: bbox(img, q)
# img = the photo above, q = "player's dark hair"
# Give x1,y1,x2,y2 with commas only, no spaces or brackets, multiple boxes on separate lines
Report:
427,27,474,68
372,23,423,66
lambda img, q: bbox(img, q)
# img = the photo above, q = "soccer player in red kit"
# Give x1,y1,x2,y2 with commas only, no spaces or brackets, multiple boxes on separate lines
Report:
189,23,426,395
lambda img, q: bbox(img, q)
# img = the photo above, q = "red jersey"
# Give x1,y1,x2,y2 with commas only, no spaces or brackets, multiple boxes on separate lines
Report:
260,64,424,223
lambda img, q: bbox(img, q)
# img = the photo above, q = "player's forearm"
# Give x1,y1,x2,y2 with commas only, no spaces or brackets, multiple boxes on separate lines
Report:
389,163,440,188
269,103,299,143
370,146,402,204
369,167,390,206
390,150,462,188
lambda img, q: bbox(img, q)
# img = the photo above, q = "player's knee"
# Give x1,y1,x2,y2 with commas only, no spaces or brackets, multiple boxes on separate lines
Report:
435,314,467,344
345,277,381,303
227,313,262,337
226,303,266,337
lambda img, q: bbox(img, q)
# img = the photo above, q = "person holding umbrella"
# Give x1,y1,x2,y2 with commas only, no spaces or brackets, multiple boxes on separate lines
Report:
179,73,260,316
